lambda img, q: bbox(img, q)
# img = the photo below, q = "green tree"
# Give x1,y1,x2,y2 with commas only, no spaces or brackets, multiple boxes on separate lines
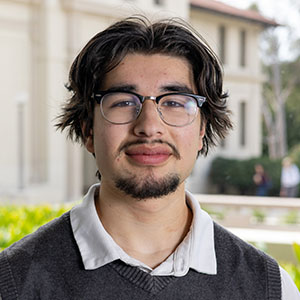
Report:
258,0,300,158
285,56,300,149
262,31,289,159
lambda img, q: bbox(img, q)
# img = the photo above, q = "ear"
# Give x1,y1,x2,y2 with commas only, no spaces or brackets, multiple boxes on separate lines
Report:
85,132,94,154
82,122,94,154
198,121,206,151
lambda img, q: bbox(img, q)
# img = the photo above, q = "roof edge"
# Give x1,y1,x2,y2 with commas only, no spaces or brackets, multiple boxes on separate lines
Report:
190,0,279,27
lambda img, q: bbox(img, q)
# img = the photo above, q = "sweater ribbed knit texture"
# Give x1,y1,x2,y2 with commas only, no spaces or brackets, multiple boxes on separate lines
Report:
0,212,281,300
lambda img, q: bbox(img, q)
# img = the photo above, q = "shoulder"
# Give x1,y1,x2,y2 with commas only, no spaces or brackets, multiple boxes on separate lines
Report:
213,222,278,267
0,212,75,284
213,222,281,296
0,211,82,299
2,211,72,260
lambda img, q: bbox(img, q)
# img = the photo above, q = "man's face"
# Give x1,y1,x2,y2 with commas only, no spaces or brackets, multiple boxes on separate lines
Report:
86,53,205,199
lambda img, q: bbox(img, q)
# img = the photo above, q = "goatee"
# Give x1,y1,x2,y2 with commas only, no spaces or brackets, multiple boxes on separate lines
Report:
115,173,180,200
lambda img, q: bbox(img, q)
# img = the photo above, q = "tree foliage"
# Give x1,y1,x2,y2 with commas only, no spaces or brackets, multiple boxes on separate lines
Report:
262,31,289,159
285,57,300,149
0,204,72,251
259,0,300,158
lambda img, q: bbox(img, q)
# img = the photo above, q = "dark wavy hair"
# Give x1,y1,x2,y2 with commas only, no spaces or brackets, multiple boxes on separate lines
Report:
56,16,232,155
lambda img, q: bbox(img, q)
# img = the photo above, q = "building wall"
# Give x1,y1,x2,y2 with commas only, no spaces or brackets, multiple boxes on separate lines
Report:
0,1,32,193
0,0,266,202
187,9,265,192
0,0,189,203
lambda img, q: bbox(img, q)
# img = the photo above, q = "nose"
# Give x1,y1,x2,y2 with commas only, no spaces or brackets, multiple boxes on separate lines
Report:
132,99,166,138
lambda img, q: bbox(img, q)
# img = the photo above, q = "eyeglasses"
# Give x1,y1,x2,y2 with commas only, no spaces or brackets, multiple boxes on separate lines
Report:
92,90,206,127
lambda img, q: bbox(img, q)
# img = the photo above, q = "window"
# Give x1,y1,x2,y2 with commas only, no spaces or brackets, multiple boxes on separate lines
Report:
239,101,246,146
218,25,226,64
220,138,226,148
153,0,164,5
240,29,246,67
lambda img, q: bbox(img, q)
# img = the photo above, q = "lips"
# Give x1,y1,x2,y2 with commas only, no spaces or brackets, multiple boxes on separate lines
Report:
125,145,172,165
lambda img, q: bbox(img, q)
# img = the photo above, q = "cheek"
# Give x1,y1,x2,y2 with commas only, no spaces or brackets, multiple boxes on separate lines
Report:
93,123,129,161
93,133,116,174
177,131,201,158
185,132,204,157
94,131,114,157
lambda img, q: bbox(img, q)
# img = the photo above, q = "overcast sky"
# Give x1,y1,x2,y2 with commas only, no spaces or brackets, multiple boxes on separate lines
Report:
219,0,298,22
219,0,300,60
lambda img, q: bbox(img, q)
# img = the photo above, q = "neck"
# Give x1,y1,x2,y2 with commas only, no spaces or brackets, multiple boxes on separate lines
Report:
95,183,192,268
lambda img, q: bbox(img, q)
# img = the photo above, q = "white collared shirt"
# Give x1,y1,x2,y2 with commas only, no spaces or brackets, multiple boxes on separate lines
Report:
70,184,300,299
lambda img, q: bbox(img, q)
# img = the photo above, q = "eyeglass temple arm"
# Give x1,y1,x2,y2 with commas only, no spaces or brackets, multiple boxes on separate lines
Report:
91,93,103,103
196,96,206,107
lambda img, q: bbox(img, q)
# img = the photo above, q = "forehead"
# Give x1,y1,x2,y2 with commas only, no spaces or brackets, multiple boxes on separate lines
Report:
101,53,195,92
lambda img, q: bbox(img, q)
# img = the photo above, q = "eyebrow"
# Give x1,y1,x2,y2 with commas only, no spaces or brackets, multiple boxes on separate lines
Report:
160,84,194,94
102,83,195,95
102,85,136,93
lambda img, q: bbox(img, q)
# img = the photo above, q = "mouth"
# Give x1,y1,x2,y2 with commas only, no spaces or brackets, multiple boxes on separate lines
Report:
125,145,172,165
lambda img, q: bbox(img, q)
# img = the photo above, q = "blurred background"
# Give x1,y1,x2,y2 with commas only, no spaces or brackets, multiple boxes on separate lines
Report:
0,0,299,289
1,0,300,201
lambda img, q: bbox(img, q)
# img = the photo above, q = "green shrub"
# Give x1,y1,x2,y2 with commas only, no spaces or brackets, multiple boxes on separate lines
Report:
1,204,299,290
252,209,266,223
281,243,300,290
289,144,300,170
283,211,299,225
0,204,73,251
201,206,225,220
209,156,282,196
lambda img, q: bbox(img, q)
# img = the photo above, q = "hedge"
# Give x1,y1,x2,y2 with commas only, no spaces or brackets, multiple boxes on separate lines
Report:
209,156,282,196
282,243,300,291
209,144,300,196
0,204,299,290
0,204,72,251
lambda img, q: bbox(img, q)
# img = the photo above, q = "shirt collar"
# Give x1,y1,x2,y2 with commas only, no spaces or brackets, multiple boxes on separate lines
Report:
70,183,216,275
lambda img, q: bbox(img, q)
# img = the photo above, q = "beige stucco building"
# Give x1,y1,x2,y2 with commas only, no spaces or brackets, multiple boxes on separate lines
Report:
0,0,276,203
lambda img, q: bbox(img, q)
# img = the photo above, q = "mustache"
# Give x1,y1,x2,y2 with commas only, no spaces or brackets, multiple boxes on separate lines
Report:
119,139,181,160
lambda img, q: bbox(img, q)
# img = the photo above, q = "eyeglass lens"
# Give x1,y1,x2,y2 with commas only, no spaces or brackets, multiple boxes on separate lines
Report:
100,92,198,126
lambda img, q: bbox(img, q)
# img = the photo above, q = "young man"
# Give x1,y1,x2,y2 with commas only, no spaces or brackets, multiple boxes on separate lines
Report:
0,17,299,300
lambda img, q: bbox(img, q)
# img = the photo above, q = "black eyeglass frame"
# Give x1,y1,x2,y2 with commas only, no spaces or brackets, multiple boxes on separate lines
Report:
92,90,206,108
91,90,206,127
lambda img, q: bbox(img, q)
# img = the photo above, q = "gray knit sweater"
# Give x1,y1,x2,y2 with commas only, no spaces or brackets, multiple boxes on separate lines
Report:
0,212,281,300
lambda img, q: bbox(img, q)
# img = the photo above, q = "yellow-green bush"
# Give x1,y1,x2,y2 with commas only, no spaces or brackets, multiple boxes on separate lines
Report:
281,243,300,291
0,204,72,251
1,204,299,291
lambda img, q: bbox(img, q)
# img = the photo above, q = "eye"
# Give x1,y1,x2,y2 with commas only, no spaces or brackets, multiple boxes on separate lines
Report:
162,100,185,107
111,100,137,108
160,96,187,108
103,92,139,109
161,94,195,109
